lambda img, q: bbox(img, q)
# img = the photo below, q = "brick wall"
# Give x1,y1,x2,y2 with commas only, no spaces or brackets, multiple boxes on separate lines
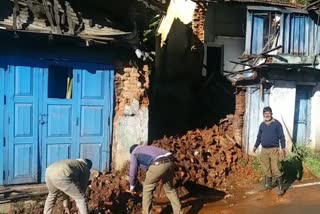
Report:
112,64,150,170
233,88,246,146
192,3,206,43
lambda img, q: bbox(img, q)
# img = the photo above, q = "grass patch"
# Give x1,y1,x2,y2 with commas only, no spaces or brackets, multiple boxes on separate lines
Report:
249,156,263,175
293,146,320,178
247,145,320,183
304,157,320,177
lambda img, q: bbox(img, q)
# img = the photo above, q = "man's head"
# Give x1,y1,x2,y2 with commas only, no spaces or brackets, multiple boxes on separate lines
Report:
263,106,273,122
130,144,139,154
82,159,93,169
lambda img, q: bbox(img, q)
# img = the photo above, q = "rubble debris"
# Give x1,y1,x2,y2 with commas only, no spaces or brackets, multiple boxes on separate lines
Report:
1,0,129,43
152,114,248,191
10,114,258,214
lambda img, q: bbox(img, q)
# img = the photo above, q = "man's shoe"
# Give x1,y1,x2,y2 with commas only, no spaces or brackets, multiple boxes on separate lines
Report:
277,176,285,195
264,176,272,190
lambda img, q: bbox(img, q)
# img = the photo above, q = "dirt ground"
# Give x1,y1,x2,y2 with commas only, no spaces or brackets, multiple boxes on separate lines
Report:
5,170,319,214
198,180,320,214
165,163,319,214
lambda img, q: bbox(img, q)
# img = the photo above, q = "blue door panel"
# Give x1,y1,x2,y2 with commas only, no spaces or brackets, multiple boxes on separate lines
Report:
80,144,102,170
81,106,104,136
13,144,33,177
293,87,311,145
76,69,114,172
7,66,39,184
41,68,76,181
47,105,73,137
251,16,264,54
14,104,33,137
46,144,71,167
82,71,104,99
0,67,4,185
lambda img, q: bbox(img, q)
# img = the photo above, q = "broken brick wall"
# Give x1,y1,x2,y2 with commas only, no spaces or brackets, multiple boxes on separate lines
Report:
112,64,149,170
233,88,246,146
192,2,206,43
151,3,236,140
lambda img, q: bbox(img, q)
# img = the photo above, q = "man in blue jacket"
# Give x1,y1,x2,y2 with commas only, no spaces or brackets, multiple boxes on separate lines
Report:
129,144,183,214
253,106,286,195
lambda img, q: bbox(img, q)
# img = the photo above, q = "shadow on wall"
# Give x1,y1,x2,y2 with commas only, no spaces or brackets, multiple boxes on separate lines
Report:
149,19,235,141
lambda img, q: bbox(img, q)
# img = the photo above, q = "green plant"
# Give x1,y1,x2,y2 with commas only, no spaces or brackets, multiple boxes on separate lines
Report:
250,156,263,175
292,145,320,178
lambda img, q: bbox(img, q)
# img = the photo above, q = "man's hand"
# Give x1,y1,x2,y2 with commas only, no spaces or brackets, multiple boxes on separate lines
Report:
125,189,137,196
253,147,257,153
281,149,286,160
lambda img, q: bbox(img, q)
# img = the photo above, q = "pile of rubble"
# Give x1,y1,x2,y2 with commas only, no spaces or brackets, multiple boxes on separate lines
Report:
82,115,256,213
153,115,245,190
85,171,142,214
11,115,257,214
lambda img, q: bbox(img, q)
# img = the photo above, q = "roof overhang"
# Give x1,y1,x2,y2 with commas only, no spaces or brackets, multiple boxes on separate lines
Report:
0,0,132,44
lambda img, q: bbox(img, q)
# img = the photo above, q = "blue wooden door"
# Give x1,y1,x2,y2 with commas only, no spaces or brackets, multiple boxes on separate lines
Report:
293,86,311,145
245,87,270,154
75,69,114,171
0,67,4,185
40,67,77,181
6,66,40,184
1,63,114,184
251,15,264,54
40,67,114,180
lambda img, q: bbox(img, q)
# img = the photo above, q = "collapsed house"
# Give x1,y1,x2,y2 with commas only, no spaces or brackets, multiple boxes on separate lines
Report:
213,1,320,154
0,0,151,185
153,0,320,154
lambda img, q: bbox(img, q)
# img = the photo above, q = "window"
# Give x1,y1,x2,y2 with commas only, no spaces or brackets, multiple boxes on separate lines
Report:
288,14,307,55
48,66,73,99
206,46,223,77
251,12,280,54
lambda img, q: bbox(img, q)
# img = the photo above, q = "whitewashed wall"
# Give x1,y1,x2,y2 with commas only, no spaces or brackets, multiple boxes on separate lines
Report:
205,37,245,73
310,84,320,151
269,81,296,152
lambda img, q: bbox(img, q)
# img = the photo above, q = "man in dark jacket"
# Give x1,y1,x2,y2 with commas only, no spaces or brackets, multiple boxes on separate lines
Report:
129,144,183,214
253,106,286,195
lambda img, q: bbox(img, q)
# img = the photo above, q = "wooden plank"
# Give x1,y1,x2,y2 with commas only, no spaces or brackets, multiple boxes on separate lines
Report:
245,10,253,54
284,14,290,54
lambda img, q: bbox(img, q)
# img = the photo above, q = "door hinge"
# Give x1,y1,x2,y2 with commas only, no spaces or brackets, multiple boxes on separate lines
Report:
77,73,80,83
3,171,5,180
3,95,6,105
3,137,5,147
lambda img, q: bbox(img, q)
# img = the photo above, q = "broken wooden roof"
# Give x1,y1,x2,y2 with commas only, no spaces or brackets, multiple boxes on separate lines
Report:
211,0,304,8
0,0,133,44
139,0,306,12
306,0,320,10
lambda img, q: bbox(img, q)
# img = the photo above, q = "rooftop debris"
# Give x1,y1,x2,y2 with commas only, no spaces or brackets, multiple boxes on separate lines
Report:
0,0,130,43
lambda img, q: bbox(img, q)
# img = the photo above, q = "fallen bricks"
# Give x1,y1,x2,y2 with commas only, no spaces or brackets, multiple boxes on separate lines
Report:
153,116,244,189
84,114,253,213
11,114,257,214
